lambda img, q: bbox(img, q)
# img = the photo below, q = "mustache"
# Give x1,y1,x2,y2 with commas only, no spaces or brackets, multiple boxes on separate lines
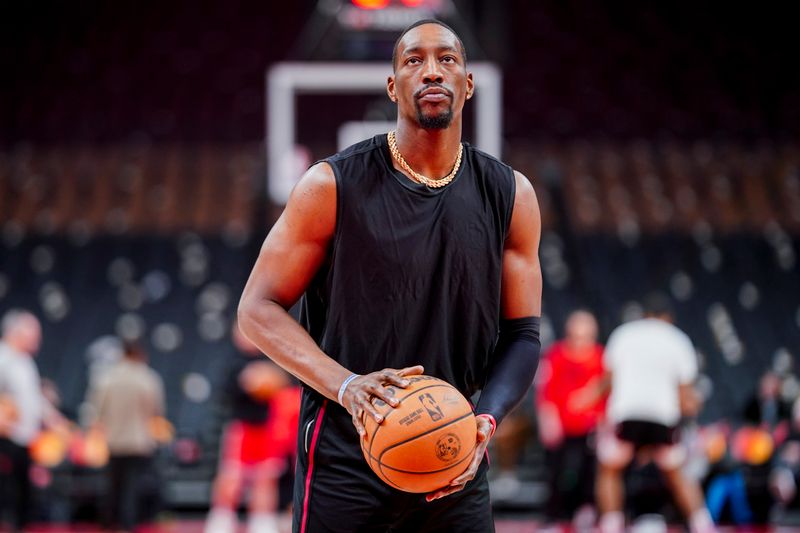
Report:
414,83,453,99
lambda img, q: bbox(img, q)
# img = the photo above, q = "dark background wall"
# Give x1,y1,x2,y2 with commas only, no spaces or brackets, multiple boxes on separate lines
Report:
2,1,798,144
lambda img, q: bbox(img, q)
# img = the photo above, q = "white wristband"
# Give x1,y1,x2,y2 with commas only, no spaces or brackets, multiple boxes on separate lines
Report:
337,373,360,405
476,414,497,438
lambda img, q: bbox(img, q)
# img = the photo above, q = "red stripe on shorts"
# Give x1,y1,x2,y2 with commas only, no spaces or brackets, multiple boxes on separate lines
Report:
300,400,327,533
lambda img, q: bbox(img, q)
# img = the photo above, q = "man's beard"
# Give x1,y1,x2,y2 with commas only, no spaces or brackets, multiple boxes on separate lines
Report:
415,103,453,129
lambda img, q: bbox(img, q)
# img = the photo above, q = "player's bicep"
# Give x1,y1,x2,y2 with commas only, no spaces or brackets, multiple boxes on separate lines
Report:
501,171,542,319
240,163,337,310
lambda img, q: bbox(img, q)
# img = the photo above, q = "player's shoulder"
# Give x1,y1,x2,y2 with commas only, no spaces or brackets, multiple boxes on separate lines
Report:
285,160,337,239
300,135,383,183
468,146,536,205
327,135,383,164
291,160,337,206
512,169,536,208
467,144,514,179
311,135,384,191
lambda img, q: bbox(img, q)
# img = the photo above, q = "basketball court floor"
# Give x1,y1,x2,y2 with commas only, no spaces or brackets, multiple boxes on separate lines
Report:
7,521,791,532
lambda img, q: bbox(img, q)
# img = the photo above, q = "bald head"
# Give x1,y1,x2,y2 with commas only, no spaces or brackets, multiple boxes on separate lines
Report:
1,310,42,355
564,310,598,352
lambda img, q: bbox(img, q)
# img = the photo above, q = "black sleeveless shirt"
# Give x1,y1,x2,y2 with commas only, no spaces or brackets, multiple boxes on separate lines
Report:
299,133,516,398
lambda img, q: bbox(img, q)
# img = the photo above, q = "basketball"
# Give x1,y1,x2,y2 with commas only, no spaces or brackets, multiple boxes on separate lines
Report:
30,429,68,467
732,426,775,466
360,375,477,493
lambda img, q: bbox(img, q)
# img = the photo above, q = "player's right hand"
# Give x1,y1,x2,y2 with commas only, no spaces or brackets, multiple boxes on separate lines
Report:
342,365,424,439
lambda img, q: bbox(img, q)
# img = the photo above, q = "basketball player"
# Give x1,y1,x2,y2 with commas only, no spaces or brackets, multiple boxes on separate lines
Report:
596,295,714,533
239,19,542,532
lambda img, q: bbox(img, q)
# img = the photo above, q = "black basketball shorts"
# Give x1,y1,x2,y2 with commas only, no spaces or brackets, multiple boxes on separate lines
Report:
616,420,679,449
292,390,494,533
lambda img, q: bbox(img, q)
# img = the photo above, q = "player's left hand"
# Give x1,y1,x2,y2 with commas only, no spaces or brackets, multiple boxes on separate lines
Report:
425,415,494,502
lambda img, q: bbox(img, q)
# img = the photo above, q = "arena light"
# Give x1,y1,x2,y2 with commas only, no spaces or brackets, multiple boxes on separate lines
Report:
351,0,436,9
340,0,449,30
352,0,390,9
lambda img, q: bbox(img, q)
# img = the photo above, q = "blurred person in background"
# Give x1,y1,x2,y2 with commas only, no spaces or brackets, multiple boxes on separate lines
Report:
595,294,713,533
769,396,800,517
205,322,296,533
91,340,165,533
486,409,532,502
744,371,792,432
535,309,606,531
0,309,43,533
705,370,793,525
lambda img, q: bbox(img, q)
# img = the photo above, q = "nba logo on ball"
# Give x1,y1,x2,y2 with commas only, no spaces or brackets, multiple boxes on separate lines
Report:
361,375,477,493
419,393,444,421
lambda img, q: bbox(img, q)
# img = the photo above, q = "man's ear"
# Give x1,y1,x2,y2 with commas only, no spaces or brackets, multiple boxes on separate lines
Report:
466,72,475,100
387,76,397,103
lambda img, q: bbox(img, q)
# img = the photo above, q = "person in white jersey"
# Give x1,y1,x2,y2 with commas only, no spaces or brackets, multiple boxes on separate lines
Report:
0,310,43,532
596,294,715,533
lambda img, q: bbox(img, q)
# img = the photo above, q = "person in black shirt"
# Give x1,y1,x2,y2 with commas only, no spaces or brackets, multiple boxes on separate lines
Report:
743,371,791,429
239,19,542,533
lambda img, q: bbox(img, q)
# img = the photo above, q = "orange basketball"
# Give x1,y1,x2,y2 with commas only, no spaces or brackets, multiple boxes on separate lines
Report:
732,426,774,465
360,375,477,493
30,430,68,467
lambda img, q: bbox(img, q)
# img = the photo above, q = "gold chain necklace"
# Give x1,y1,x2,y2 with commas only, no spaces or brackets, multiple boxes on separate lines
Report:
387,130,463,188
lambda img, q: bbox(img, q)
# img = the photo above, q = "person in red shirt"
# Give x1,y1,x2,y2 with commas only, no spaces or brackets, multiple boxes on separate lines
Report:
205,323,300,533
536,309,607,529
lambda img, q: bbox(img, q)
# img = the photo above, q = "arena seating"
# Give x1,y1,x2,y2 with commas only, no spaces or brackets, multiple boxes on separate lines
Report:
2,140,798,423
1,140,798,515
4,3,797,144
2,0,798,526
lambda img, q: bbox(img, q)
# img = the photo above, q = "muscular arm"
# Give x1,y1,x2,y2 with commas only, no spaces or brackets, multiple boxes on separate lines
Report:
500,171,543,320
238,163,349,401
474,171,543,423
430,171,543,500
238,164,419,428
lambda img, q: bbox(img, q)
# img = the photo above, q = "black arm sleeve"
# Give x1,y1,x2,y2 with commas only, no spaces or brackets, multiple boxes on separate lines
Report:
475,316,541,426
